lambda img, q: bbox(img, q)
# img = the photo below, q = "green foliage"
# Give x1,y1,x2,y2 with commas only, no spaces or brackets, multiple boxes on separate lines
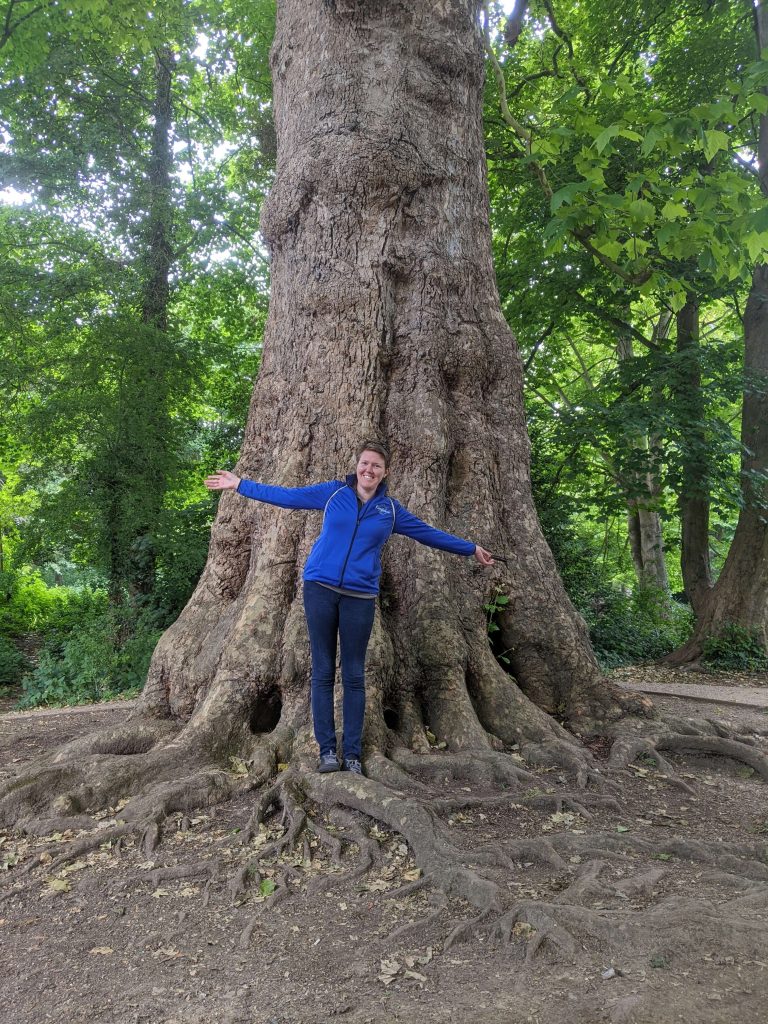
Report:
0,636,28,687
18,604,163,708
0,567,71,638
484,590,512,666
701,624,768,672
587,587,693,668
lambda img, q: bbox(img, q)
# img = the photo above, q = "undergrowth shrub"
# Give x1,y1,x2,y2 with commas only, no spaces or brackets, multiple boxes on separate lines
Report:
18,604,163,708
586,587,693,669
0,636,28,687
702,623,768,672
0,567,67,638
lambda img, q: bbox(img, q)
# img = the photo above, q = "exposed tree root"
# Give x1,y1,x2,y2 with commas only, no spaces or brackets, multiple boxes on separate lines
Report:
3,689,768,964
490,890,768,962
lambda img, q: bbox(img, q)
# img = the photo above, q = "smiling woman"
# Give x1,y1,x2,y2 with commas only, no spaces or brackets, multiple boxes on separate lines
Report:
204,441,494,775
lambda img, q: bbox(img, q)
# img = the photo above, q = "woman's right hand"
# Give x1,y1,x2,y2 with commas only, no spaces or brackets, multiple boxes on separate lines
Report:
204,470,241,491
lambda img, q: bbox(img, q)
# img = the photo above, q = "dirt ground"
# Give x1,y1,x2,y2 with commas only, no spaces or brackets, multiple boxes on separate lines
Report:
2,672,768,1024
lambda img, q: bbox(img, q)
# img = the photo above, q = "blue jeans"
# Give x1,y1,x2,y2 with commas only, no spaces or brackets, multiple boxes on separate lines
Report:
303,581,376,760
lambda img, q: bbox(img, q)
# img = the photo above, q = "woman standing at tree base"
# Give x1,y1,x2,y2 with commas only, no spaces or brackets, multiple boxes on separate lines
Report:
205,442,494,775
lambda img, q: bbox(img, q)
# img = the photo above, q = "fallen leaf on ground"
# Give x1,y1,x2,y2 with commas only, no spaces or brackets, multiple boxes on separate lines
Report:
366,879,390,892
550,811,575,825
378,959,401,985
228,756,249,777
89,947,113,955
404,948,433,967
47,878,70,893
403,969,427,982
153,947,182,959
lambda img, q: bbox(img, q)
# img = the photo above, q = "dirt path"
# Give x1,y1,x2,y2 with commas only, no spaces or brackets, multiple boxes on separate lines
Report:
2,675,768,1024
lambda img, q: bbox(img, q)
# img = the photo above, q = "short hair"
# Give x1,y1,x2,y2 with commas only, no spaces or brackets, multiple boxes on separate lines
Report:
356,440,390,469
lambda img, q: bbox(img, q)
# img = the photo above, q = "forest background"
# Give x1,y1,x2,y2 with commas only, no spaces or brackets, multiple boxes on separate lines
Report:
1,0,767,709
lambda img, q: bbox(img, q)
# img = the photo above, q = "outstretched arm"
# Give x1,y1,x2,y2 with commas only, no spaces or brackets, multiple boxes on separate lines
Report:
393,503,495,566
204,471,340,511
205,470,241,491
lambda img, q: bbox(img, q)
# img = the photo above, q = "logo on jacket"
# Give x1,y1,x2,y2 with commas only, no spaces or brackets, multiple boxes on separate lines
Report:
375,503,393,516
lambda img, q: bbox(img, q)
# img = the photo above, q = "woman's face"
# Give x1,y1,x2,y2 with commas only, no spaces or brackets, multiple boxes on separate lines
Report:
356,449,388,491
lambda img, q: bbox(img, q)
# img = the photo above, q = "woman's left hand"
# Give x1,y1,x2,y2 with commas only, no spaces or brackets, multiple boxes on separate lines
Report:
474,545,495,567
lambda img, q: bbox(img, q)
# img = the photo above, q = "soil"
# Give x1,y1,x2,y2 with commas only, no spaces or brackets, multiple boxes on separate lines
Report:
2,673,768,1024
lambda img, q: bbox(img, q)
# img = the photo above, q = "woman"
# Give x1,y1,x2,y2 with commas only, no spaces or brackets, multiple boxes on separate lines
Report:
205,442,494,776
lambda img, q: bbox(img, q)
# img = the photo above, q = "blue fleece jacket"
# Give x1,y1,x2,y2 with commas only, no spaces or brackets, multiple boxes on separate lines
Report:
236,475,475,595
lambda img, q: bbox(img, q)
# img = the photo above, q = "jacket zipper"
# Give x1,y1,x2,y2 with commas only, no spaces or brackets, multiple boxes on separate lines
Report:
338,503,365,587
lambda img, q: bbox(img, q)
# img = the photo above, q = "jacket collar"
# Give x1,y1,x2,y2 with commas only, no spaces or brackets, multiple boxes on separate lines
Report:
345,473,389,497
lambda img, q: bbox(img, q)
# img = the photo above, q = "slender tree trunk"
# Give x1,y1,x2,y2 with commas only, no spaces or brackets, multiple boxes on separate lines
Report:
626,500,669,592
142,0,625,759
104,46,175,602
617,329,670,595
673,297,713,616
142,47,174,338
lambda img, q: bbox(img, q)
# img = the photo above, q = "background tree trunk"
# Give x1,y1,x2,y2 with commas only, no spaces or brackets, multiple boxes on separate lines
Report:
143,0,627,761
674,297,713,617
617,328,670,596
667,6,768,661
668,266,768,662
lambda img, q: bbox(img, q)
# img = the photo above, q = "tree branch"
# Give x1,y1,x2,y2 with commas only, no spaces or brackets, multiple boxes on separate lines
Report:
0,0,55,51
575,296,658,351
503,0,529,47
524,322,554,372
481,3,652,287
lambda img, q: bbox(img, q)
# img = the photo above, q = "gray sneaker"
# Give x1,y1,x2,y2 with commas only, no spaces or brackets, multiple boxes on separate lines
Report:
343,758,363,776
318,751,340,773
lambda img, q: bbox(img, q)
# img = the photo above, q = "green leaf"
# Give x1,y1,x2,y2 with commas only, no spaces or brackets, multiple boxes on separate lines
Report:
657,222,680,256
745,232,768,261
594,123,622,154
660,201,687,221
628,198,655,223
259,878,276,897
750,206,768,233
640,125,665,156
702,129,729,162
550,181,590,212
668,288,688,314
593,238,623,261
747,92,768,115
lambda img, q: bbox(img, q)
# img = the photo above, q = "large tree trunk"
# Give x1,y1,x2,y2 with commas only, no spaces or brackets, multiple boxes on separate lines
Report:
143,0,626,757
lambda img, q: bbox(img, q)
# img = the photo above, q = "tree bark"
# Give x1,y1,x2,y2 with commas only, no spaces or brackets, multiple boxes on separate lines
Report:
142,0,623,758
673,297,713,617
617,327,670,596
